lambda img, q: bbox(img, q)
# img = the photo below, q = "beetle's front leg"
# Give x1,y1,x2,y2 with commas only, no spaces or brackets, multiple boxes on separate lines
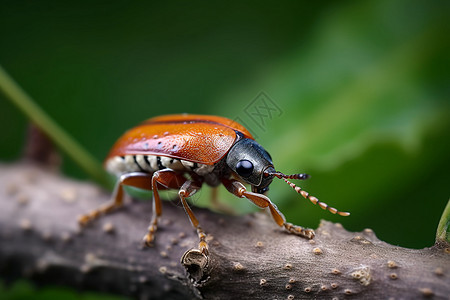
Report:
222,178,315,239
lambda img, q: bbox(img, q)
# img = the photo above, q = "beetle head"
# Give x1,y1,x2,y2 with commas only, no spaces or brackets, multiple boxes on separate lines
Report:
226,136,351,217
226,138,275,193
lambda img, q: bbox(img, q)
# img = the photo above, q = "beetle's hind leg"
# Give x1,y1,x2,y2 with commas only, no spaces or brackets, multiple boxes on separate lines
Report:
78,172,152,226
222,178,315,239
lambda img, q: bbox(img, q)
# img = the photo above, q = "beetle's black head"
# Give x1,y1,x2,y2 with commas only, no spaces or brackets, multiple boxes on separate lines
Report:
226,138,275,194
226,135,351,217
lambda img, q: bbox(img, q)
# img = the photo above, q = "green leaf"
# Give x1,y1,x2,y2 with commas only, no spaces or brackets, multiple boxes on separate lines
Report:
436,200,450,244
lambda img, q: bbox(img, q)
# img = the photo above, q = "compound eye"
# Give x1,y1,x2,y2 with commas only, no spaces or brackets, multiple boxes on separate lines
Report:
236,159,254,177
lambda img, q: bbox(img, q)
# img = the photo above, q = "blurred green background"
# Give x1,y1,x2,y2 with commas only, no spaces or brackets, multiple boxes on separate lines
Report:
0,0,449,297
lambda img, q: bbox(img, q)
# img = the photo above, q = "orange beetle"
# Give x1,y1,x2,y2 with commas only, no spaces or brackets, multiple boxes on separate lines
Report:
79,114,349,255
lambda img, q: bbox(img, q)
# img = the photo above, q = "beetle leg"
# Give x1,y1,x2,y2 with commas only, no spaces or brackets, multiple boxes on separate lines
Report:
222,178,315,239
142,169,188,247
78,172,152,227
145,172,209,254
178,180,209,255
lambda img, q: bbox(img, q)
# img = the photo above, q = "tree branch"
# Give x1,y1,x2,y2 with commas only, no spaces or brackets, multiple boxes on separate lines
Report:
0,163,449,299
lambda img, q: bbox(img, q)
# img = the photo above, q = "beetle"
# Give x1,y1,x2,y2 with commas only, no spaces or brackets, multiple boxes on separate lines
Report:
79,114,349,255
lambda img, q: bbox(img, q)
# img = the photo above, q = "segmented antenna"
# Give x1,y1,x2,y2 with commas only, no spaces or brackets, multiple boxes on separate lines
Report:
282,177,350,216
270,171,310,180
265,169,349,216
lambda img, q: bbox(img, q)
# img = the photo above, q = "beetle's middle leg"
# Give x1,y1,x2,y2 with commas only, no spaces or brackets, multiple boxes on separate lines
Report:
144,169,208,255
222,178,315,239
142,169,188,247
178,180,209,255
143,171,208,253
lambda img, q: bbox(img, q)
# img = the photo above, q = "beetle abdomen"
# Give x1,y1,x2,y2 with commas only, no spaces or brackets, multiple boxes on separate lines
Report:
105,154,215,177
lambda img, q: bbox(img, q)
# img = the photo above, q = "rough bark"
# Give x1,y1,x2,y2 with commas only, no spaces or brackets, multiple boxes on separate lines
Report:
0,163,449,299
